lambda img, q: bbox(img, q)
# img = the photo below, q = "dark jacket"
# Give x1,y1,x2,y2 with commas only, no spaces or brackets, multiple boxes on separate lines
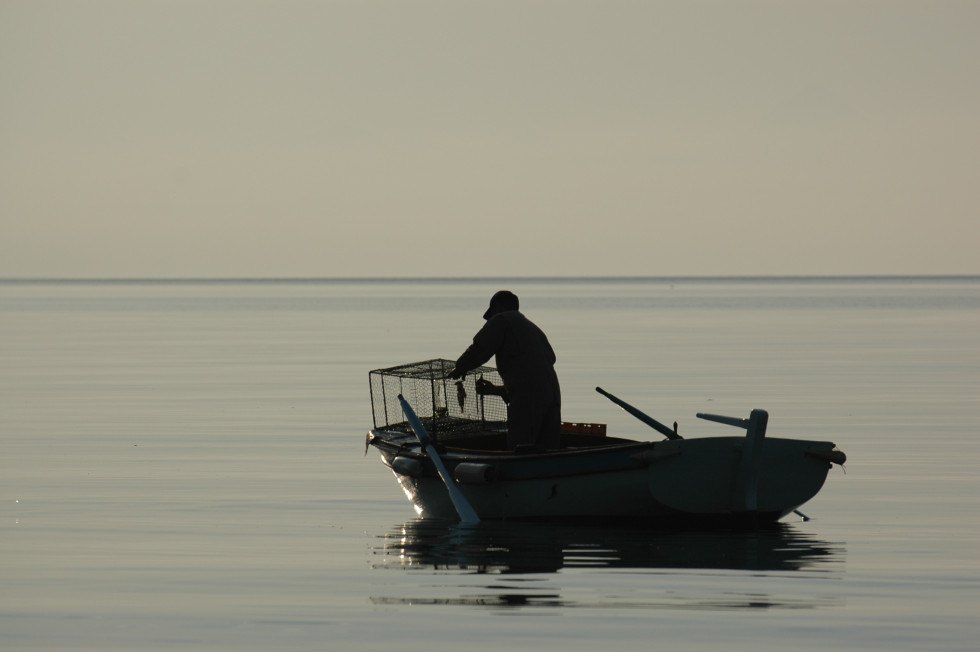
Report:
454,311,556,390
454,310,561,449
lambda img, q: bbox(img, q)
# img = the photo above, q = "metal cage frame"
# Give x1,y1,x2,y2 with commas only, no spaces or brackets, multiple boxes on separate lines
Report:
369,359,507,442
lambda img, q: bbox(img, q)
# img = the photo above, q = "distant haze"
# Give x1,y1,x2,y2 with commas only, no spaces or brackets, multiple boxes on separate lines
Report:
2,1,977,278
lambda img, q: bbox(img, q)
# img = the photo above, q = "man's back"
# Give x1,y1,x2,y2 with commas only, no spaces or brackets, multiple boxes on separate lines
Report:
477,310,557,391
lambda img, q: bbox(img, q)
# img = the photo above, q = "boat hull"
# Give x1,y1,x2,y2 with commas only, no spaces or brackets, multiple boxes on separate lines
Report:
367,429,843,524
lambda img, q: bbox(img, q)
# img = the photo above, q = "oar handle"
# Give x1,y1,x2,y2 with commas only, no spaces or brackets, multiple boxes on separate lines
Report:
398,394,433,444
696,412,749,429
595,387,681,440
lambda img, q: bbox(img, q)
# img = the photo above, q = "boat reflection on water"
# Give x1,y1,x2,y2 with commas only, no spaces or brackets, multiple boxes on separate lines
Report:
374,519,843,575
370,519,846,611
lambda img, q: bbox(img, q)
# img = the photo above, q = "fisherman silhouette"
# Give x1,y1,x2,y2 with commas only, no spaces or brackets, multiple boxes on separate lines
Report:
449,291,562,451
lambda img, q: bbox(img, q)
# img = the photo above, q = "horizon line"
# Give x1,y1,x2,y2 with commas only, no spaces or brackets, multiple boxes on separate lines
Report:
2,274,978,285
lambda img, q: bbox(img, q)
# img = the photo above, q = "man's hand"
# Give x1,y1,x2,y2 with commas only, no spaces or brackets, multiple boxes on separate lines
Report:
448,366,464,380
475,377,509,402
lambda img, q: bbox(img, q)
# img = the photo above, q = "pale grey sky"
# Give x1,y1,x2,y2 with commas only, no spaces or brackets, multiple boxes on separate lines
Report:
2,1,977,278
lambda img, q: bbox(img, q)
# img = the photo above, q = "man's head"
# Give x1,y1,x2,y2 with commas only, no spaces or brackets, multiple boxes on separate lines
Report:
483,290,519,320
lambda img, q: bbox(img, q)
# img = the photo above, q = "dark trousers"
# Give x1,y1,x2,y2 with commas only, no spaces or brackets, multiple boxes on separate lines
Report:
506,397,561,451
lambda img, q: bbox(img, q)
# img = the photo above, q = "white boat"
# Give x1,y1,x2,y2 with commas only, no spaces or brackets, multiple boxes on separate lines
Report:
366,359,846,525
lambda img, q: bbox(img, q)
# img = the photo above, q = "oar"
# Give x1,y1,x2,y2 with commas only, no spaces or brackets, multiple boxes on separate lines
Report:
595,387,682,440
397,394,480,525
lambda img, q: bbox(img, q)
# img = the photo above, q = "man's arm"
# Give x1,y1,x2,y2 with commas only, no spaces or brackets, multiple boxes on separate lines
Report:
449,316,505,379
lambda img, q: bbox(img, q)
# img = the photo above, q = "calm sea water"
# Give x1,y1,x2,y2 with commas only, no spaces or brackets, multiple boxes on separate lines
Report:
2,277,978,651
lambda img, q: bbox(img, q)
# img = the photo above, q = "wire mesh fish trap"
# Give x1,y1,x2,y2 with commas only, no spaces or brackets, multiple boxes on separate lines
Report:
369,359,507,441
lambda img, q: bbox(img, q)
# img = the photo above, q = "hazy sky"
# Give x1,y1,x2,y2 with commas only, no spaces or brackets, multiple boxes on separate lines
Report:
2,1,977,278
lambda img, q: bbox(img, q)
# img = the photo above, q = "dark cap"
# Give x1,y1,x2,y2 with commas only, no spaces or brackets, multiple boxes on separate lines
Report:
483,290,519,319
